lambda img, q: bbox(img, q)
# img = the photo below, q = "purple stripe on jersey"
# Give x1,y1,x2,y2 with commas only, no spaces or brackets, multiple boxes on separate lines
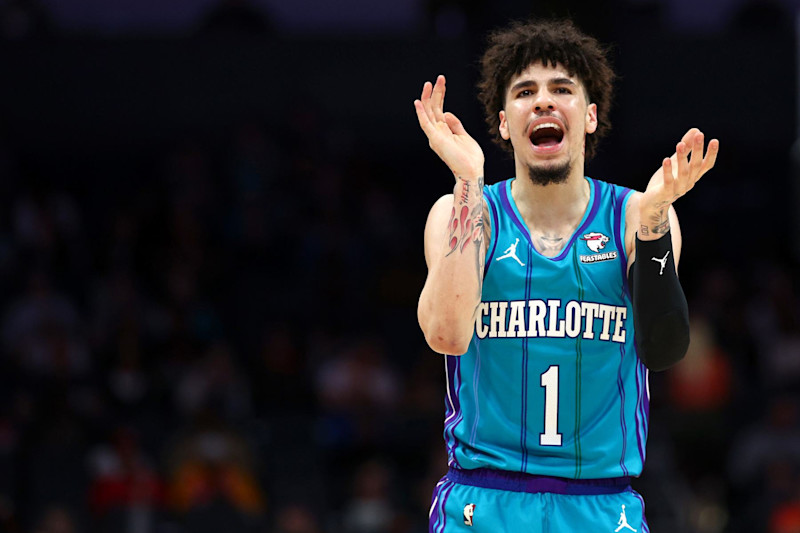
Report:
612,186,633,298
469,339,481,447
520,246,532,471
643,365,651,419
483,191,501,276
447,467,631,495
633,491,651,533
633,357,646,465
444,356,463,468
616,343,629,476
436,481,455,533
428,477,446,530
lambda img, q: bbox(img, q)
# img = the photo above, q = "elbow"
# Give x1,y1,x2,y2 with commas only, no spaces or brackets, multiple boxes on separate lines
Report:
638,344,688,372
420,322,472,356
418,300,473,355
636,315,690,372
427,335,471,356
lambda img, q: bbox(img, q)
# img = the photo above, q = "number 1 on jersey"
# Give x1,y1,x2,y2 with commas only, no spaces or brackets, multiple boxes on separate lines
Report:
539,365,562,446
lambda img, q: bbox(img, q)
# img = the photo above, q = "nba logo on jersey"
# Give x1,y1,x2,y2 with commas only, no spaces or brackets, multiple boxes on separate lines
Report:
463,503,476,526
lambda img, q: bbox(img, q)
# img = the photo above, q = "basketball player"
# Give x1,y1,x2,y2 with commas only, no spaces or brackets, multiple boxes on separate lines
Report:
414,19,719,532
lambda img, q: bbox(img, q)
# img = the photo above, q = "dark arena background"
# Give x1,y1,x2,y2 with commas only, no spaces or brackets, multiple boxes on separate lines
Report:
1,0,799,532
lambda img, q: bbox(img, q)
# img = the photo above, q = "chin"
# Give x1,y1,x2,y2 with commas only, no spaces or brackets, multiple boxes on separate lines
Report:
526,159,572,186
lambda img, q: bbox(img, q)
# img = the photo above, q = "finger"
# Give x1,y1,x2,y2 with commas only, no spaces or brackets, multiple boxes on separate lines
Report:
431,75,446,123
675,141,689,192
420,80,433,101
700,138,720,177
680,128,700,146
414,99,435,136
420,81,436,123
662,157,675,197
687,130,704,183
444,112,467,136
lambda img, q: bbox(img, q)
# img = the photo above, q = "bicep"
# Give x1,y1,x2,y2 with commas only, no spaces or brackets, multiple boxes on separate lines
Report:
423,194,456,270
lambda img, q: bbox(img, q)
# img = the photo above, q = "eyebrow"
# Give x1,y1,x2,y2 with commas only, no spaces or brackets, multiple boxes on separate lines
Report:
509,77,577,93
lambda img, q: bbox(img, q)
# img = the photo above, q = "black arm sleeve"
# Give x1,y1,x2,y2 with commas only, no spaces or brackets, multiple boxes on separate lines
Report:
629,231,690,371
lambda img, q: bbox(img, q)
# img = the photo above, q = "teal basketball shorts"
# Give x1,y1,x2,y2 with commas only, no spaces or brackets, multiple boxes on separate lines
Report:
429,467,650,533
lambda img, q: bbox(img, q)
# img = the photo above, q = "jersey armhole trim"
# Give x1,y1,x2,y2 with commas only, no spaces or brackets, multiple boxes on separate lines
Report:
613,186,634,298
483,190,500,277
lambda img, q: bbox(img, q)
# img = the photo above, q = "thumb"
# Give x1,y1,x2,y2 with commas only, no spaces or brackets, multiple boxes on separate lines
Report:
444,112,468,136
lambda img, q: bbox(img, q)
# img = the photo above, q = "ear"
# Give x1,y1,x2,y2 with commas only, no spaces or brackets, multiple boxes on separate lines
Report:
499,110,510,140
585,103,598,134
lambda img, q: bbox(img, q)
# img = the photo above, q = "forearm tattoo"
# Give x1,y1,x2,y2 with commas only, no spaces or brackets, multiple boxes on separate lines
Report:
641,207,670,236
446,177,485,256
446,176,487,303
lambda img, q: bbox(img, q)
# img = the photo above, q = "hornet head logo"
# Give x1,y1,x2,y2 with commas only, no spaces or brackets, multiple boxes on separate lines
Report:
581,232,610,253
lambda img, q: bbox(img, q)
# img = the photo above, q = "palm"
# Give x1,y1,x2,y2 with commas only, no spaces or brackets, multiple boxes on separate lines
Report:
642,128,719,210
414,75,485,179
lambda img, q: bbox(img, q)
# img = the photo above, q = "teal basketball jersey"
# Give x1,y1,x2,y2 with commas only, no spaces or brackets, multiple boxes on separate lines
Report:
442,176,649,479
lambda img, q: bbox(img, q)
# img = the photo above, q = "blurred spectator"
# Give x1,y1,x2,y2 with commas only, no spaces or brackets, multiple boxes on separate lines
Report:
87,426,165,533
256,324,314,414
175,341,253,421
1,269,89,381
165,411,266,529
729,395,800,488
314,337,400,448
272,503,323,533
748,264,800,391
771,498,800,533
668,313,732,413
31,506,75,533
342,459,394,533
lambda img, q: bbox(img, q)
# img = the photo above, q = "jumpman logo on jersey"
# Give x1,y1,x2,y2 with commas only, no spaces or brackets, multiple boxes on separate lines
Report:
651,251,670,276
614,505,636,532
496,238,525,266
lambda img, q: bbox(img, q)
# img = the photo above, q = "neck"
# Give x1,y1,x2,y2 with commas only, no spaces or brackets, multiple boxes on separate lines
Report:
511,161,590,231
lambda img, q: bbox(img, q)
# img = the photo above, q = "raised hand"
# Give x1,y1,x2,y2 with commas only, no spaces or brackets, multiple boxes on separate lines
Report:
414,75,485,180
639,128,719,237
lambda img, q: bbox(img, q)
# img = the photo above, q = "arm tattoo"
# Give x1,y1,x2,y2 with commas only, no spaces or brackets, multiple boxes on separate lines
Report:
446,177,485,257
642,208,670,236
446,177,487,311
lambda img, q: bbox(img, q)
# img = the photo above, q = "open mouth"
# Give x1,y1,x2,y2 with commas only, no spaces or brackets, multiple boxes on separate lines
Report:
529,122,564,148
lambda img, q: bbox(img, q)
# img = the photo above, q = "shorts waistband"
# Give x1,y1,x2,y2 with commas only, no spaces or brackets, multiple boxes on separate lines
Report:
446,467,631,495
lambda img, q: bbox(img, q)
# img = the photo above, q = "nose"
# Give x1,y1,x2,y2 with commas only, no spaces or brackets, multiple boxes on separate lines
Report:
533,91,556,112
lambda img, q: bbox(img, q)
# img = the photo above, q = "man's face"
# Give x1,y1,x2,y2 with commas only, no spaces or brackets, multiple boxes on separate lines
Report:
498,62,597,185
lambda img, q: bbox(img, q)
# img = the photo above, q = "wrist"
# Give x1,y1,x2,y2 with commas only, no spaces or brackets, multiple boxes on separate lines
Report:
453,175,484,205
638,205,670,241
453,169,484,183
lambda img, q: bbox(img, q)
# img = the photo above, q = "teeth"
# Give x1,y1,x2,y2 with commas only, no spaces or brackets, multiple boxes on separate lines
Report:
532,122,562,132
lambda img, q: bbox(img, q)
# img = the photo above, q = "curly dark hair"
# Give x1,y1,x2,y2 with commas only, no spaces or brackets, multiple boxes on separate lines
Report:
477,18,615,161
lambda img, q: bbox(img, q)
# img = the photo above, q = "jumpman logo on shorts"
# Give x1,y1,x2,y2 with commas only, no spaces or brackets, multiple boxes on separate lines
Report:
496,238,525,266
614,505,636,532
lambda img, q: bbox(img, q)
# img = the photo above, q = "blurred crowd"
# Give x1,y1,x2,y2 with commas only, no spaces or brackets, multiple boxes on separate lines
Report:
0,111,798,533
1,0,800,532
